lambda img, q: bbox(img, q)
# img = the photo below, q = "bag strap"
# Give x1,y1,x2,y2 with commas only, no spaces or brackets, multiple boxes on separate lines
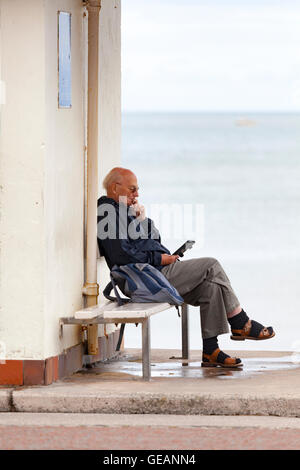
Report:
103,281,118,303
103,274,131,352
103,276,131,307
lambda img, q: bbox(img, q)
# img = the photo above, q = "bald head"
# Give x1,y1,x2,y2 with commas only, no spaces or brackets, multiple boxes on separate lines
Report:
103,167,139,206
103,167,135,192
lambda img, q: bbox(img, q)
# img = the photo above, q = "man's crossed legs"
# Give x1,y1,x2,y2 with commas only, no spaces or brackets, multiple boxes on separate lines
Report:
161,257,275,368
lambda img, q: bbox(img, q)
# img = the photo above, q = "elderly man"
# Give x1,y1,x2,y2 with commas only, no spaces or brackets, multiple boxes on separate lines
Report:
97,167,275,368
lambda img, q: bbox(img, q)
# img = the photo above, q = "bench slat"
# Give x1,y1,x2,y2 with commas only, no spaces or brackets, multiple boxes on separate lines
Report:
61,302,172,326
102,302,171,318
74,300,110,319
74,301,172,321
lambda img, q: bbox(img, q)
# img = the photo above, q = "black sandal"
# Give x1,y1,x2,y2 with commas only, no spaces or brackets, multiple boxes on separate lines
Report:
231,319,275,341
201,348,243,368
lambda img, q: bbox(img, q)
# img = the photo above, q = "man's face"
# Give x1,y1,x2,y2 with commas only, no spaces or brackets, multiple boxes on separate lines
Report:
114,173,139,207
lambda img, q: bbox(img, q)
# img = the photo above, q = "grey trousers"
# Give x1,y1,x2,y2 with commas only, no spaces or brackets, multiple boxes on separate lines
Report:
161,257,240,339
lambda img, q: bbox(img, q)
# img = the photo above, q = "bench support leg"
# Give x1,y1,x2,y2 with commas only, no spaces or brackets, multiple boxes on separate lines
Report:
87,325,99,355
181,303,189,365
142,318,151,381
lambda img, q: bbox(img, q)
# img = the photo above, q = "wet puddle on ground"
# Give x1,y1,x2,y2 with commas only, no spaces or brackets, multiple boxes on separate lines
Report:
77,355,300,380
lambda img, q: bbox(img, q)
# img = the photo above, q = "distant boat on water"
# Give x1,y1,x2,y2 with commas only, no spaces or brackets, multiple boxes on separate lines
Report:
235,117,256,127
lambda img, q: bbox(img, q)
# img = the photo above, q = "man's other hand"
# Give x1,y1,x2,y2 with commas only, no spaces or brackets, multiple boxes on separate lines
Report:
161,254,179,265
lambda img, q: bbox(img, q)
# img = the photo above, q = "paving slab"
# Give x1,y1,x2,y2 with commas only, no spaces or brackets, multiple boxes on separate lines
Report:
11,349,300,417
1,412,300,429
0,389,11,412
1,413,300,449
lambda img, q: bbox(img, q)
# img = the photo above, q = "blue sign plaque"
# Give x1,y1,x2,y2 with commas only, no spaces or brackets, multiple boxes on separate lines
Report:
58,12,71,108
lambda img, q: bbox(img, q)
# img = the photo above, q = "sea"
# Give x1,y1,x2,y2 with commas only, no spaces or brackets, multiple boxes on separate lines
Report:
121,112,300,353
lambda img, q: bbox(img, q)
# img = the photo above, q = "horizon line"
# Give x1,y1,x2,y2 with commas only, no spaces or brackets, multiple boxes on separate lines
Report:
121,109,300,114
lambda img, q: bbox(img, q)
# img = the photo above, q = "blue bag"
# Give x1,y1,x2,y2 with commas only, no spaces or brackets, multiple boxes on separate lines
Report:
103,263,184,306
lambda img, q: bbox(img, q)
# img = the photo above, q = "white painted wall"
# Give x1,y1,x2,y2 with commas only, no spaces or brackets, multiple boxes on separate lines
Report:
0,0,46,359
44,0,85,358
98,0,121,186
0,0,121,360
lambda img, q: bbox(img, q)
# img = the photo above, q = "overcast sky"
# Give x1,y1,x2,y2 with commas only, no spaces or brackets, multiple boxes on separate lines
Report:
121,0,300,112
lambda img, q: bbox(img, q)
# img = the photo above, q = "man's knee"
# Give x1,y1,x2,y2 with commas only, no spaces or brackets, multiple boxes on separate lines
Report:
201,257,219,268
189,257,222,281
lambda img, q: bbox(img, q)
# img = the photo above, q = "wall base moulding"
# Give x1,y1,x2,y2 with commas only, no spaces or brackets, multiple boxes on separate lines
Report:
0,330,121,386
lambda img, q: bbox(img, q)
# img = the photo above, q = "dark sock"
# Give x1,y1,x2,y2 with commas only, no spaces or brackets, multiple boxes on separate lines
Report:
202,336,239,364
202,336,219,355
228,309,249,330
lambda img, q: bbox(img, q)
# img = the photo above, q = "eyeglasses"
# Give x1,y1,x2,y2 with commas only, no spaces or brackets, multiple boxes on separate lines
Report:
116,183,139,193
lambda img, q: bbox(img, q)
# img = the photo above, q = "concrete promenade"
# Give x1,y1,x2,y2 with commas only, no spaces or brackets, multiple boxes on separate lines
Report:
1,348,300,416
1,349,300,449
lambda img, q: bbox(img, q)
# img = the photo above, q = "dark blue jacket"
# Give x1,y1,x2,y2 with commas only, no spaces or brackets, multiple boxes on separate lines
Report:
97,196,170,270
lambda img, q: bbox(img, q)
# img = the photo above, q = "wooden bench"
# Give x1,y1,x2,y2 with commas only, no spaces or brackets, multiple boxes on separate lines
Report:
59,301,189,380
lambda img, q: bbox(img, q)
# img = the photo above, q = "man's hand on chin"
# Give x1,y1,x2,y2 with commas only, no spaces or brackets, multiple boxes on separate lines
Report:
161,254,179,265
131,200,146,221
